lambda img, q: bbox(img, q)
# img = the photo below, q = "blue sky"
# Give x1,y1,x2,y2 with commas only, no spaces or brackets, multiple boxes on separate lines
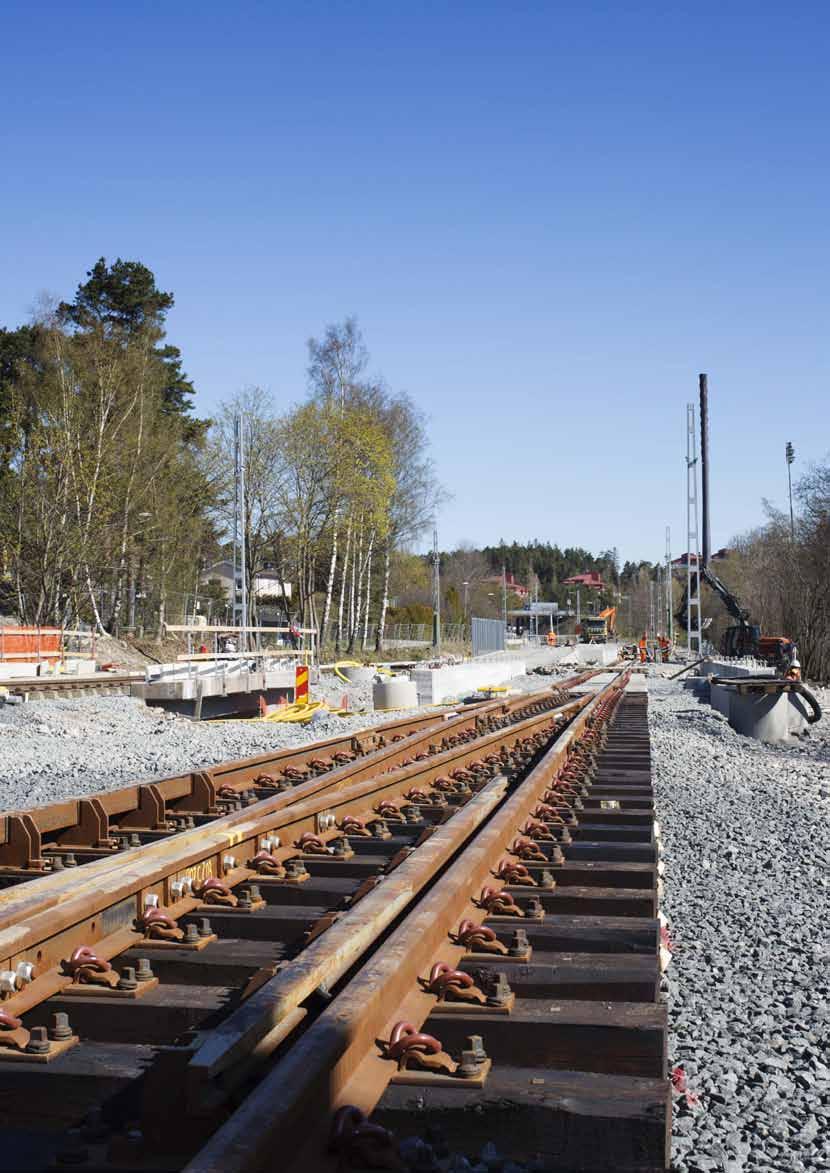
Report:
2,2,828,564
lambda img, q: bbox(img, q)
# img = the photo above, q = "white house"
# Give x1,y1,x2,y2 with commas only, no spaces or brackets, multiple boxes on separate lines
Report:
201,560,292,602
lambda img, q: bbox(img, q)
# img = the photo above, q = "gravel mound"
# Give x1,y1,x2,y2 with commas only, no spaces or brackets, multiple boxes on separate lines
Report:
651,673,830,1172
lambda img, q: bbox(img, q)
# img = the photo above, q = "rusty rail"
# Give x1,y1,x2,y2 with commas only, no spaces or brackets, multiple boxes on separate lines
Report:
0,678,596,880
185,673,669,1173
0,670,667,1172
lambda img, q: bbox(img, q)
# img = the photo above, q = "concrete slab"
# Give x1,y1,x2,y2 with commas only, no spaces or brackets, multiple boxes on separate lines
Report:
410,658,527,705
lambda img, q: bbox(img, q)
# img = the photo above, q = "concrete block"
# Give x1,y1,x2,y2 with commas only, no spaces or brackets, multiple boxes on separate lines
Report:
410,658,527,705
710,682,732,717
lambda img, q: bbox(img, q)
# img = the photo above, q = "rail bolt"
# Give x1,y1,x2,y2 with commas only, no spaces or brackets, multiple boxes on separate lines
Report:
197,918,213,938
184,923,200,944
64,853,77,868
135,959,154,984
284,859,309,880
458,1034,488,1078
51,855,65,871
51,1012,73,1041
485,972,512,1008
25,1026,51,1055
117,967,138,992
508,928,530,957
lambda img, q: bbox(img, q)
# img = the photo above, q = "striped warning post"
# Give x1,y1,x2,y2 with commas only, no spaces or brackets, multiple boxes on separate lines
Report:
295,664,310,705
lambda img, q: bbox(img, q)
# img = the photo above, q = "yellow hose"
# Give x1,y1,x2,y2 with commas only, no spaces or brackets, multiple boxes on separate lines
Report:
333,660,363,683
262,700,326,724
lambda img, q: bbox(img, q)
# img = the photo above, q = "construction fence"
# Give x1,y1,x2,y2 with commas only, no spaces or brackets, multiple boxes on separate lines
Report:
471,617,506,657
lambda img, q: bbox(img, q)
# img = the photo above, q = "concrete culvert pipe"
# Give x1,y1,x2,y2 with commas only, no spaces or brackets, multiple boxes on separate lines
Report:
372,678,418,710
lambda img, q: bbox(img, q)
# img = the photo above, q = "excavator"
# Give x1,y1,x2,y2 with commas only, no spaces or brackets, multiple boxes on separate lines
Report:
677,558,796,669
676,376,797,674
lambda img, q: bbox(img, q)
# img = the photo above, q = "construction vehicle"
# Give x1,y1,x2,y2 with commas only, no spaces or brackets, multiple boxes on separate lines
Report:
675,375,797,673
581,606,617,642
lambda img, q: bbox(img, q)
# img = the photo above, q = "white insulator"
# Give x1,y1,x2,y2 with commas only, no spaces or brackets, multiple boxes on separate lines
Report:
223,854,237,873
0,970,17,994
144,893,159,909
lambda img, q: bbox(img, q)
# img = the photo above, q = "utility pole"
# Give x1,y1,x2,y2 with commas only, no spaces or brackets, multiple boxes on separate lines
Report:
233,414,248,650
786,442,795,540
502,563,508,632
686,402,702,656
432,525,441,652
665,525,673,644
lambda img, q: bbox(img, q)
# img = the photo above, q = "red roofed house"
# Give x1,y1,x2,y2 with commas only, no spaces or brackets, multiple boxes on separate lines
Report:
561,571,605,591
483,572,529,600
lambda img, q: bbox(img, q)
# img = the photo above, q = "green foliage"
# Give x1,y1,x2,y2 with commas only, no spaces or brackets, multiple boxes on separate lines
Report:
59,257,197,421
0,258,215,630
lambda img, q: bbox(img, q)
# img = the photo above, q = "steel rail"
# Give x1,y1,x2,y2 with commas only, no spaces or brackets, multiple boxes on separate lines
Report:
0,677,596,878
184,671,669,1173
0,694,587,1025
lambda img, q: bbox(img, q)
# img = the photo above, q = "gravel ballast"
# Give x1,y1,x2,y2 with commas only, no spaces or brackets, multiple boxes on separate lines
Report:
650,670,830,1173
0,658,567,810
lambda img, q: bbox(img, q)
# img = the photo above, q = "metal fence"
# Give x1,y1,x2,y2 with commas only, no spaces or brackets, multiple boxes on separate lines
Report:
318,621,469,648
471,616,505,657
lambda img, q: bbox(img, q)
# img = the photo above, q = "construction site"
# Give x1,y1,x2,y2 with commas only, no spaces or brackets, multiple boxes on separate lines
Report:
0,362,826,1173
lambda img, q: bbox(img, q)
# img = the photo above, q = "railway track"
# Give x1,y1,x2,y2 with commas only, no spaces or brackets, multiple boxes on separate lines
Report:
3,673,145,699
0,680,594,885
0,669,669,1172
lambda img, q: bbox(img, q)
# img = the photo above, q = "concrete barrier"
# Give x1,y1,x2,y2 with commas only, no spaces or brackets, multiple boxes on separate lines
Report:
411,658,527,705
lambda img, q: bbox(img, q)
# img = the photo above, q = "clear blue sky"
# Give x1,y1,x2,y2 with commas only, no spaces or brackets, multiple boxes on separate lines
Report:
2,2,828,565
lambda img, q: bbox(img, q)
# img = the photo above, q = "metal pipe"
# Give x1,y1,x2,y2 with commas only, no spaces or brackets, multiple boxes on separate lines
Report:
699,373,710,569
